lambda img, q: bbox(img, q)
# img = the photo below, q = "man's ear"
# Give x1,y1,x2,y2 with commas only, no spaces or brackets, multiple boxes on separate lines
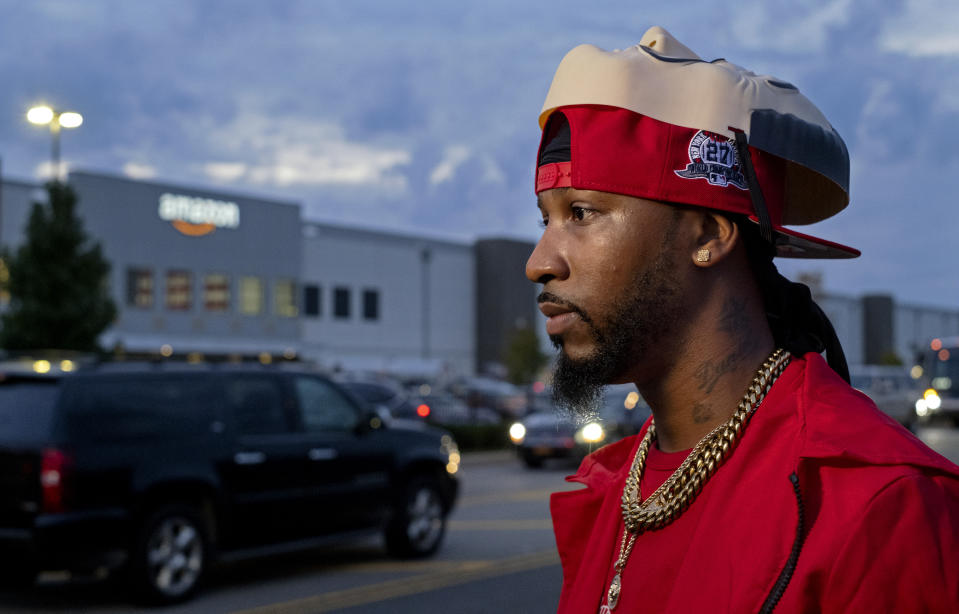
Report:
690,211,739,267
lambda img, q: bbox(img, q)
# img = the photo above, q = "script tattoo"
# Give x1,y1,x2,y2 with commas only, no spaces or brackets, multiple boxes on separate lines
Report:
693,297,760,394
691,402,714,424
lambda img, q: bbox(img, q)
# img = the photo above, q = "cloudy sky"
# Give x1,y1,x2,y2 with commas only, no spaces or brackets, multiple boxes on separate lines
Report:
1,0,957,307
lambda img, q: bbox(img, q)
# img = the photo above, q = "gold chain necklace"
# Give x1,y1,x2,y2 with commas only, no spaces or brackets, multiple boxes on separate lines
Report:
605,348,791,611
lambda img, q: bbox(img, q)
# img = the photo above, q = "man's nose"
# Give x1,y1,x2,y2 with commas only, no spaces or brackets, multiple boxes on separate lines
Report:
526,232,569,285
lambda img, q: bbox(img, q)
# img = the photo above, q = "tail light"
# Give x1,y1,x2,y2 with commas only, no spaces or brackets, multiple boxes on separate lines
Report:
416,404,431,418
40,448,72,514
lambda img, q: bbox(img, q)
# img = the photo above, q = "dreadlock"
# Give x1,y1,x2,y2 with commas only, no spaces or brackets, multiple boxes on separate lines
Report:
732,214,851,383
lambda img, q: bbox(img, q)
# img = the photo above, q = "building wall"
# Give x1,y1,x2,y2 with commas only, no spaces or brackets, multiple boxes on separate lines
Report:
862,294,896,364
69,172,302,356
0,179,41,250
474,239,538,375
896,304,959,362
821,292,959,366
300,223,474,375
818,293,865,364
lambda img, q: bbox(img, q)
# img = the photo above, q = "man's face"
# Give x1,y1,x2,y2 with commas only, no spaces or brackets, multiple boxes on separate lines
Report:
526,187,688,415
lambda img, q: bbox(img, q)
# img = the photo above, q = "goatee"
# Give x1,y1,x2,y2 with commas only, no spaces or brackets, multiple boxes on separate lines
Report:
547,239,683,418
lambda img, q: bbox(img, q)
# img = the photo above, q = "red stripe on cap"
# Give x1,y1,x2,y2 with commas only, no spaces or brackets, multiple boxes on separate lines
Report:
532,105,855,259
536,161,572,192
535,106,786,225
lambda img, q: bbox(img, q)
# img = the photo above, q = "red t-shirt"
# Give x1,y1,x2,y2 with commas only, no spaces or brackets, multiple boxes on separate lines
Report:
598,443,694,612
640,443,690,499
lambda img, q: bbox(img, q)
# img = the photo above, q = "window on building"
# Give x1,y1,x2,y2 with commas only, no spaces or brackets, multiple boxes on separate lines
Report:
274,279,297,318
363,289,379,321
239,276,263,316
165,270,192,311
303,285,321,317
203,273,230,312
126,268,154,309
333,287,350,319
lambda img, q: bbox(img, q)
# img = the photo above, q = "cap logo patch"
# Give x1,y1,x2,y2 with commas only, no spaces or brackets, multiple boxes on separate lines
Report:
674,131,747,190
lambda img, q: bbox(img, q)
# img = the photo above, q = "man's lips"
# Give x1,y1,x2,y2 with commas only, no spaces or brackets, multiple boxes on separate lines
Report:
538,302,572,318
539,302,582,336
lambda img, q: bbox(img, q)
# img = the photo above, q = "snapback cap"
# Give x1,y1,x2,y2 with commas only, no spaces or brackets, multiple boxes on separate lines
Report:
535,26,858,259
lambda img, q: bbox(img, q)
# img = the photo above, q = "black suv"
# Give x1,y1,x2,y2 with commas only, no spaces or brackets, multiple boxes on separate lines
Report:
0,361,459,603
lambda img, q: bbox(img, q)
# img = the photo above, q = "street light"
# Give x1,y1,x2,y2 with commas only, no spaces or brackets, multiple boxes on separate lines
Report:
26,104,83,180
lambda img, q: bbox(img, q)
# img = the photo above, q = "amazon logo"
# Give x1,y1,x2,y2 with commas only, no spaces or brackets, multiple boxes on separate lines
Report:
158,193,240,237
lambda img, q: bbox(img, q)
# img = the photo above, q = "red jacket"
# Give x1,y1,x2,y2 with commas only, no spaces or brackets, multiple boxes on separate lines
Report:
551,353,959,613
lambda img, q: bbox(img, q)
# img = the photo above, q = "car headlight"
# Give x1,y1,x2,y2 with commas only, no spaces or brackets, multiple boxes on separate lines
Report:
509,422,526,444
441,435,460,474
576,422,605,444
924,389,942,411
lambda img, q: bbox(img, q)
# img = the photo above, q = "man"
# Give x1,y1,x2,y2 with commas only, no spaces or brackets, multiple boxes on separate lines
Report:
527,27,959,613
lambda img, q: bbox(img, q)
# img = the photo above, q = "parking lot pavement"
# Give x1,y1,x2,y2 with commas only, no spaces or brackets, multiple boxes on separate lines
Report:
916,426,959,465
461,449,515,465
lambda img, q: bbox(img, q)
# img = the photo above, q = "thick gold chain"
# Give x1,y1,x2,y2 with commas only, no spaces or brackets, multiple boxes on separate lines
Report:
620,347,790,534
605,348,790,610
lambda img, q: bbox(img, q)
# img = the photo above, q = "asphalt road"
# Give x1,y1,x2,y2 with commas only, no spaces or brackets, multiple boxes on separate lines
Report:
2,426,957,613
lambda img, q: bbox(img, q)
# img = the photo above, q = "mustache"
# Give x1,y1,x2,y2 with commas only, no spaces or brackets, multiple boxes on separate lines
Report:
537,291,594,326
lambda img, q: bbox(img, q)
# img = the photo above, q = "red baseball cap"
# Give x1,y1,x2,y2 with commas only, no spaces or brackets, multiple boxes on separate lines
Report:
535,27,859,260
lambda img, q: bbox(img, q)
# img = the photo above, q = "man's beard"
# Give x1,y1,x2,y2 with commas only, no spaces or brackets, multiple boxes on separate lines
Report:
546,246,682,418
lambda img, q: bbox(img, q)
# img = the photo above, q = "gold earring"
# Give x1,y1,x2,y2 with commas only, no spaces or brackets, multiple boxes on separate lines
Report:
696,247,711,263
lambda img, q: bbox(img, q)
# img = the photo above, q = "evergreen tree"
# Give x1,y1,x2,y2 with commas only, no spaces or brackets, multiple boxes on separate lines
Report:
0,181,116,351
504,327,547,385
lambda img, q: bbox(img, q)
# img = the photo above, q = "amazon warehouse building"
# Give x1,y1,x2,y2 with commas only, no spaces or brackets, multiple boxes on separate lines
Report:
2,170,958,375
0,171,543,377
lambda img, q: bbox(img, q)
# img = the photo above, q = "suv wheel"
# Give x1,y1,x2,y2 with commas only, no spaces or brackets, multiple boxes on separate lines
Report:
130,504,207,604
385,476,446,558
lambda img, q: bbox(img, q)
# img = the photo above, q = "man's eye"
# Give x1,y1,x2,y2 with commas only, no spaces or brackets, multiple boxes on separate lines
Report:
538,218,548,228
572,206,587,221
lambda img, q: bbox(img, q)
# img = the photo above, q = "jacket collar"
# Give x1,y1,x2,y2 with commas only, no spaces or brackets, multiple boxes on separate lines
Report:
796,352,959,476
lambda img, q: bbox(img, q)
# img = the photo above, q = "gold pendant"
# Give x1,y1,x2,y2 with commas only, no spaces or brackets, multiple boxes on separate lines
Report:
607,572,622,610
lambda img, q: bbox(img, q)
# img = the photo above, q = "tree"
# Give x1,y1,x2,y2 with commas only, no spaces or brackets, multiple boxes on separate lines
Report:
879,351,904,366
0,181,116,352
503,327,547,385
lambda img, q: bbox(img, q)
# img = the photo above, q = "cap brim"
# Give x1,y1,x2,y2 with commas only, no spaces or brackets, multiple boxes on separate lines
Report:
747,216,859,259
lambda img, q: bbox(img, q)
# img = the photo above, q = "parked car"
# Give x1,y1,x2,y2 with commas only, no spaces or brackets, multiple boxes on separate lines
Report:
0,361,459,604
850,365,921,427
450,376,529,419
509,384,650,468
419,392,502,425
338,378,427,421
913,337,959,426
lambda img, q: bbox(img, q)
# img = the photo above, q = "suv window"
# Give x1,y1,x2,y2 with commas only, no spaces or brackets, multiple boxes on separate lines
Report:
63,375,218,443
295,377,359,432
225,376,290,435
0,379,61,444
341,382,396,405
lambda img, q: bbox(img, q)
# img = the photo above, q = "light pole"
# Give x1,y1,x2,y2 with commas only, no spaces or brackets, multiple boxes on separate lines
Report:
421,247,431,359
26,105,83,181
